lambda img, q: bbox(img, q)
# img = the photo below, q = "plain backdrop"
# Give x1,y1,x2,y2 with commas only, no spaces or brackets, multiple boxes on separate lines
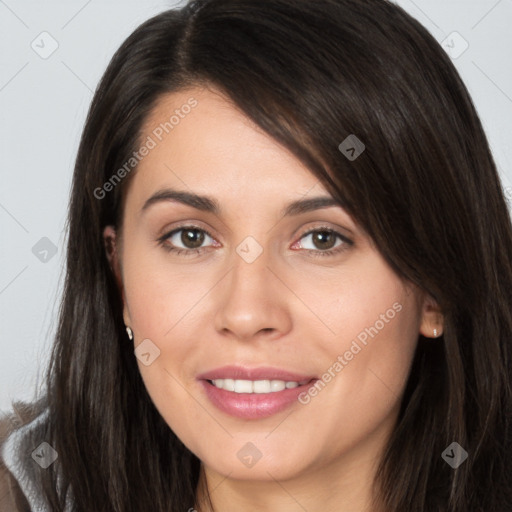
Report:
1,0,511,412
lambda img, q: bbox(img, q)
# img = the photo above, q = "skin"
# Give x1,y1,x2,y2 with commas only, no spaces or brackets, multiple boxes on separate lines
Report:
104,85,444,512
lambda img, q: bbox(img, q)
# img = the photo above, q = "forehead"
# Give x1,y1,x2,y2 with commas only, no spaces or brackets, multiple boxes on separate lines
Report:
128,86,330,209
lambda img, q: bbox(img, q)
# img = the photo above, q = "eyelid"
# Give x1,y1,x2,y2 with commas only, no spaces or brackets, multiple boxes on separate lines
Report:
157,219,214,239
294,223,353,244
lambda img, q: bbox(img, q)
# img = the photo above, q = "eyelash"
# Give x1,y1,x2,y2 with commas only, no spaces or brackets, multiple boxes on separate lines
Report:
157,225,353,259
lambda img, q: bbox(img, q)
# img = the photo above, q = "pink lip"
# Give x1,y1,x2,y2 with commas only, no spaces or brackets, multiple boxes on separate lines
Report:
197,365,318,420
199,380,317,419
196,365,316,383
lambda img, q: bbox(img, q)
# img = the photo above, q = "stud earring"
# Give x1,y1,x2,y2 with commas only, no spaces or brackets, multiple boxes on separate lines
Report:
126,326,133,340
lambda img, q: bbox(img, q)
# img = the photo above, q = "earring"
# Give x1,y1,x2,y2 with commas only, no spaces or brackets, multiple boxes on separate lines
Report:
125,326,133,340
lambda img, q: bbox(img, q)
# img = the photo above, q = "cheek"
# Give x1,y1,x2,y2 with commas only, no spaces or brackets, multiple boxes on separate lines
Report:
296,261,420,426
121,238,193,336
120,242,209,416
287,250,418,355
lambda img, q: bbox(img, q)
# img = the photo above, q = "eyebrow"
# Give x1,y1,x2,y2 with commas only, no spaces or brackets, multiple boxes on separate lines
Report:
140,188,343,217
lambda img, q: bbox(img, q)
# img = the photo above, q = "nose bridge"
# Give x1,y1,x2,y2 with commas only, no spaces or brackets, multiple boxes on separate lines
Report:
213,233,291,339
228,233,273,301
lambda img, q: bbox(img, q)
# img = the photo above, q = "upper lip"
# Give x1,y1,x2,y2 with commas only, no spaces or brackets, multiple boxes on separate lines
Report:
197,365,317,383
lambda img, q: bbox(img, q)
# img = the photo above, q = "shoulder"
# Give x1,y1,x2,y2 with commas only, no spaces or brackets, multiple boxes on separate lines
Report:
0,457,30,511
0,401,47,512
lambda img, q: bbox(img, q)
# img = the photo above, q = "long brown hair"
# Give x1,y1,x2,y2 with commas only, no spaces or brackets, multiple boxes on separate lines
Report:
12,0,512,510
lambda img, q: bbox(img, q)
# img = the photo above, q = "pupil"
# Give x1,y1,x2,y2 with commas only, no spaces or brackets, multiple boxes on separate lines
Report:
314,231,335,250
182,229,204,249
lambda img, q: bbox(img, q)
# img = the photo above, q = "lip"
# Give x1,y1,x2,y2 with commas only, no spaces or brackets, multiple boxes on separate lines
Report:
196,365,317,383
197,365,318,420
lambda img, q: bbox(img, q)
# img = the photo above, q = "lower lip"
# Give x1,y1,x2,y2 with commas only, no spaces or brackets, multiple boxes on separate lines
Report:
199,379,317,419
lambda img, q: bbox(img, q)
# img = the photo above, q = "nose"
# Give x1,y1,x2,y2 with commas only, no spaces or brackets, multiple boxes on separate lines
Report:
213,241,292,342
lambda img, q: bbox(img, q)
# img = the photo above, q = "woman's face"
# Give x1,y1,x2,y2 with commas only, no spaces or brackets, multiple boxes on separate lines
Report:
105,86,438,485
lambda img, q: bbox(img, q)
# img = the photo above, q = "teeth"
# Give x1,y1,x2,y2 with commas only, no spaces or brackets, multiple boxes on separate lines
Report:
234,379,253,393
210,379,304,393
270,380,286,392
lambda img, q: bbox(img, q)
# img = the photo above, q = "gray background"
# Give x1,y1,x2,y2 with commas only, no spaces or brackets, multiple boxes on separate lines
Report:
1,0,511,412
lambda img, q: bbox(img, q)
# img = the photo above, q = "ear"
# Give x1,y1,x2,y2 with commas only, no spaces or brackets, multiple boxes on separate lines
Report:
418,293,444,338
103,225,131,327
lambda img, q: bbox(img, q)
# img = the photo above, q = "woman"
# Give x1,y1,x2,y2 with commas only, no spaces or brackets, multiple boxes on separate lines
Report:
1,0,511,510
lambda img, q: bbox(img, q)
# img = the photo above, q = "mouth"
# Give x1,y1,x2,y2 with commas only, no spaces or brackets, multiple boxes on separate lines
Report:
196,367,319,419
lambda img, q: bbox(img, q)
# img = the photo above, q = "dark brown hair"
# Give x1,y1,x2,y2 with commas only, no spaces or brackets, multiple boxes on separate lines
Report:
10,0,512,510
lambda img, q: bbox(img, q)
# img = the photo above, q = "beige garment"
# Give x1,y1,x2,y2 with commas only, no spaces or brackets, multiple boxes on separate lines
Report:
0,403,41,511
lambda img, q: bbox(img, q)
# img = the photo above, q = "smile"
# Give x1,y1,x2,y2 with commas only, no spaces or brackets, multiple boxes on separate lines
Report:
207,378,312,393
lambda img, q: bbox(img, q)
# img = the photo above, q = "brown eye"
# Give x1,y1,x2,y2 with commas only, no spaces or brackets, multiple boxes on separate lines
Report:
158,226,215,255
295,227,353,258
310,230,337,250
179,228,206,249
299,229,345,251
